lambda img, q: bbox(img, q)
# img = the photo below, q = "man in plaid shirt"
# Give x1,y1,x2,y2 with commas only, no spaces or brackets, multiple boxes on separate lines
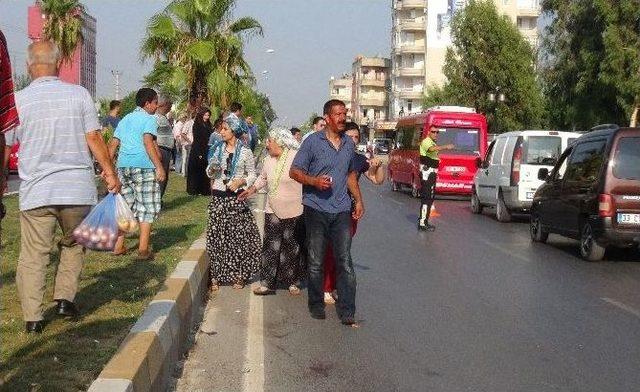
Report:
0,29,20,226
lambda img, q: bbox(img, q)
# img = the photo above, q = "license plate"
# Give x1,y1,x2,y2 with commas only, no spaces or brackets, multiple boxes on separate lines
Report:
618,213,640,225
446,166,465,173
526,192,535,199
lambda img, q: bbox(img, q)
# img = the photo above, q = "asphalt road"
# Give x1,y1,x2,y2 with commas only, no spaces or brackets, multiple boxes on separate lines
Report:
172,181,640,392
5,174,20,194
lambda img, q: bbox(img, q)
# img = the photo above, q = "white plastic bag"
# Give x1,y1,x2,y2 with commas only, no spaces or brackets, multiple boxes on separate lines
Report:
115,193,138,233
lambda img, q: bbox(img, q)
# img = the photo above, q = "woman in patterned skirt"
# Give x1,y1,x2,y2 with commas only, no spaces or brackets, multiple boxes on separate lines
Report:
238,127,304,295
205,120,261,291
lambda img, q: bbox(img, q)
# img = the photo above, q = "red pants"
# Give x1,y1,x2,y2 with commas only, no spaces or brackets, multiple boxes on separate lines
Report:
323,218,358,292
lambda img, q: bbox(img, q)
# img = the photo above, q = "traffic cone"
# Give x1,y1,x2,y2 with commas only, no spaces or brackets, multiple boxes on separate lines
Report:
430,202,441,218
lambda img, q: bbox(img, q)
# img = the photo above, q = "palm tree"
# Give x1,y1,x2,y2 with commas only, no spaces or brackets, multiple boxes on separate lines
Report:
39,0,85,64
140,0,263,109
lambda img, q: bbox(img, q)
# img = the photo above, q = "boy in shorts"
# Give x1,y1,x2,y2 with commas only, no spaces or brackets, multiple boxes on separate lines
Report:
109,88,166,260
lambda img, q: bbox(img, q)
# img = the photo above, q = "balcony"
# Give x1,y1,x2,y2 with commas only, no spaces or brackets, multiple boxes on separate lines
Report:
396,43,425,54
517,0,540,16
359,97,387,107
396,67,424,77
398,17,426,31
394,0,426,10
397,89,423,100
360,78,386,87
331,93,352,102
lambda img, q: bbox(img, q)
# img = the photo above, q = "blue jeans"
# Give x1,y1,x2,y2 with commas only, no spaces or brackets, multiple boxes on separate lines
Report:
174,145,183,174
304,206,356,319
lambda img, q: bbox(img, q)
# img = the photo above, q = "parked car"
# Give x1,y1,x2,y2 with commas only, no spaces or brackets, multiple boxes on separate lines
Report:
471,130,582,222
530,125,640,261
8,142,19,173
388,106,488,197
373,138,391,154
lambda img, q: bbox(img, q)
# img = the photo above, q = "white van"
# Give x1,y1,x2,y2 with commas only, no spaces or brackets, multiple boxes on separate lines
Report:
471,130,582,222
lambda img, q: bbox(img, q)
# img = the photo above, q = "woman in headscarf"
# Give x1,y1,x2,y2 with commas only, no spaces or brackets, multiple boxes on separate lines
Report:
238,127,304,295
205,120,260,290
186,107,213,195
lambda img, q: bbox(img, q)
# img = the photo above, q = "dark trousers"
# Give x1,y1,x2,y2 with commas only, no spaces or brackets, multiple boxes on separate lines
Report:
304,206,356,319
419,171,437,226
159,147,172,197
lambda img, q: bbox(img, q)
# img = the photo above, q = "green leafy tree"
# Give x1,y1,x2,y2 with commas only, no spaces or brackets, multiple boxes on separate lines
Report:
140,0,263,109
423,1,545,133
541,0,640,129
39,0,85,64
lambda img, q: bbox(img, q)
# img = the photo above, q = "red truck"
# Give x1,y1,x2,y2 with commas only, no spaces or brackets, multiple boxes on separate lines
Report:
388,106,488,197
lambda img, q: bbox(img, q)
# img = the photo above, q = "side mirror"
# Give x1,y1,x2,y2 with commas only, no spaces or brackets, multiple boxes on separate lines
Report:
538,168,549,181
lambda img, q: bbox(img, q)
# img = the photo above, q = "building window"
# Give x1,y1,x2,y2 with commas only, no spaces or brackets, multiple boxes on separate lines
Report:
407,100,413,112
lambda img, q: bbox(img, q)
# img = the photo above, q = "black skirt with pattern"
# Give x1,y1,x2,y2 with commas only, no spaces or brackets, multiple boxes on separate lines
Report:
206,195,261,284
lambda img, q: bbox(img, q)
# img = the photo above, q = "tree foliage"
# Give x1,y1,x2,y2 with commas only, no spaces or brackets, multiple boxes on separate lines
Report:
541,0,640,129
140,0,275,136
423,1,545,133
39,0,85,64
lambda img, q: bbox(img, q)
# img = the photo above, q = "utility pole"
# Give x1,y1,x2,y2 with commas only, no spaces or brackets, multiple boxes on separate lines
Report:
111,70,121,100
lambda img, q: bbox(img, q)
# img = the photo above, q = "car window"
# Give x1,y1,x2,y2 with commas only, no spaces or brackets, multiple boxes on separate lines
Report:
552,147,572,180
524,136,561,165
396,124,422,149
491,138,506,165
564,139,607,184
482,140,495,168
613,137,640,180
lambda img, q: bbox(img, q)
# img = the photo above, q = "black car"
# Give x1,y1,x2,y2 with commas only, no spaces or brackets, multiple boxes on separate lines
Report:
530,125,640,261
374,139,390,154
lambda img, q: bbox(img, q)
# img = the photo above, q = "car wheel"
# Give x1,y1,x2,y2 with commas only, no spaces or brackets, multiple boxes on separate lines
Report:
471,190,483,214
530,215,548,243
580,223,605,261
411,183,420,198
496,193,511,223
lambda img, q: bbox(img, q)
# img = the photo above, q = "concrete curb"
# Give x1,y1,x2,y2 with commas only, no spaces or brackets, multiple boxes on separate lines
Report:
88,236,208,392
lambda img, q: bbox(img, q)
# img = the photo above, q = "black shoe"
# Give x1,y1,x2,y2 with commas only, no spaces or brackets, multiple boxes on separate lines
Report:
25,321,44,333
55,299,78,318
310,309,326,320
341,316,357,326
418,224,436,232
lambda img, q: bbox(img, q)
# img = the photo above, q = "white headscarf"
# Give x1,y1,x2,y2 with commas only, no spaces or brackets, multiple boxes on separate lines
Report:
268,126,300,150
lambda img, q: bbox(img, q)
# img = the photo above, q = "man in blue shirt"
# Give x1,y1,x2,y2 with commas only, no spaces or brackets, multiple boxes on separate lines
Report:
290,99,364,326
109,88,165,261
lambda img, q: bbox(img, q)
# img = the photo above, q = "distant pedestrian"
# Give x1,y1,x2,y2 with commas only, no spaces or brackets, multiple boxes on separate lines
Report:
179,114,194,177
187,107,213,196
246,115,259,151
290,100,365,326
8,41,120,333
290,127,302,143
238,127,303,296
102,100,121,130
323,122,384,304
418,125,454,231
208,114,223,147
155,95,173,197
109,87,166,260
0,28,20,245
172,112,187,174
301,116,326,142
205,120,260,291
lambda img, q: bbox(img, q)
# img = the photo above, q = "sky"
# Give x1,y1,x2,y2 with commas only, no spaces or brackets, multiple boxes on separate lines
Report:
0,0,391,126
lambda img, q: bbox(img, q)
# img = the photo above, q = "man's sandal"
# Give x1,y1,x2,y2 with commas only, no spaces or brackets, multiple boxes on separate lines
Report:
253,286,276,296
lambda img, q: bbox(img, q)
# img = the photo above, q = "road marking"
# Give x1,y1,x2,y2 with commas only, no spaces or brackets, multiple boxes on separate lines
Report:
243,285,265,392
387,198,403,206
601,297,640,319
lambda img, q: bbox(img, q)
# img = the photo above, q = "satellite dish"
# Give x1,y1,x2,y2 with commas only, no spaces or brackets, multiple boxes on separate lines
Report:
262,70,269,74
266,49,275,53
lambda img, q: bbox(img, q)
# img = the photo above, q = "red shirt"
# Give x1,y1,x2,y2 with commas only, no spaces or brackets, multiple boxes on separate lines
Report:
0,29,19,134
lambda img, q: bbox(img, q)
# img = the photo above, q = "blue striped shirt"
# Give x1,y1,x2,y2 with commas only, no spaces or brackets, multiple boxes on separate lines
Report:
8,77,100,211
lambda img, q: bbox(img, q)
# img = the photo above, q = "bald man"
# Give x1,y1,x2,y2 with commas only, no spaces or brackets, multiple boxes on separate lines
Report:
5,41,120,333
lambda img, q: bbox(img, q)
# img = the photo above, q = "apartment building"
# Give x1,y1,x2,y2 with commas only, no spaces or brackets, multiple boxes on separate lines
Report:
329,74,353,120
390,0,541,119
351,56,392,136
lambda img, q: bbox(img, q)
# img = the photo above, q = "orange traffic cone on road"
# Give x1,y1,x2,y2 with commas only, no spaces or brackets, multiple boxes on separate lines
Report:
430,202,441,218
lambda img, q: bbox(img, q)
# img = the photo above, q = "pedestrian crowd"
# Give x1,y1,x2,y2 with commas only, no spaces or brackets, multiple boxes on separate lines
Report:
0,37,385,333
